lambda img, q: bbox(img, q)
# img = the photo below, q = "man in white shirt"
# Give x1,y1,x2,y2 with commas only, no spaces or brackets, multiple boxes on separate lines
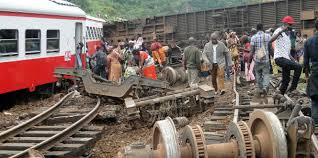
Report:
270,16,302,95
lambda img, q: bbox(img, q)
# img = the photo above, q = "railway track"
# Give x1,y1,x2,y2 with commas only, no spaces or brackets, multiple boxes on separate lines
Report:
0,91,102,158
204,72,258,143
118,71,318,157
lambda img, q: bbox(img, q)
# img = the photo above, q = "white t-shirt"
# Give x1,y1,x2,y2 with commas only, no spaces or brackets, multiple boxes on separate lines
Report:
212,44,217,63
273,27,291,60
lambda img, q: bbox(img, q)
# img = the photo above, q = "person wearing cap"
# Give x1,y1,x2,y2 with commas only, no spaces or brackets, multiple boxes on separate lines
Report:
183,37,202,87
270,16,302,95
204,32,232,95
304,18,318,124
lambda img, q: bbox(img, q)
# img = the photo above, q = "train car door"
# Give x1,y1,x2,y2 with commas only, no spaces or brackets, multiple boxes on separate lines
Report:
75,22,83,69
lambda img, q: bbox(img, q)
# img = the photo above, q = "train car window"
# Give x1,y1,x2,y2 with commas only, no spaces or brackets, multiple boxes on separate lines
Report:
47,30,60,53
25,30,41,54
89,27,94,40
100,28,103,38
95,28,99,39
93,27,97,40
86,27,89,40
98,28,101,38
0,29,18,57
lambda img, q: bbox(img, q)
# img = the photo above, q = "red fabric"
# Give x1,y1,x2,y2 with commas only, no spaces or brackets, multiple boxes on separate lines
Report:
243,42,251,63
150,42,162,51
143,65,157,80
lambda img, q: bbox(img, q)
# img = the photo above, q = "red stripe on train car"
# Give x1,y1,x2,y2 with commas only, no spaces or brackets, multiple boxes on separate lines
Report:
0,11,86,20
0,54,86,94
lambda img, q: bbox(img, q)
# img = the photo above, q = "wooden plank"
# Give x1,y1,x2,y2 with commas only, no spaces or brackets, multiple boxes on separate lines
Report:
31,126,66,131
7,137,50,143
213,111,233,116
44,151,71,157
20,131,101,138
214,107,233,111
32,125,104,131
73,131,102,138
45,114,86,124
20,131,58,137
210,116,229,121
7,137,93,144
0,143,36,150
50,143,84,151
0,143,84,152
0,150,70,158
0,150,20,157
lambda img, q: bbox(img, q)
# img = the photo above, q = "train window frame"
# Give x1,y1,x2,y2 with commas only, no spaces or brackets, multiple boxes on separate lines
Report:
46,30,60,53
25,29,41,55
0,29,19,57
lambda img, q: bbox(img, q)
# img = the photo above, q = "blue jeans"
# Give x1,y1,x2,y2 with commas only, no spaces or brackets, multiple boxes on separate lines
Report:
312,97,318,125
254,62,270,90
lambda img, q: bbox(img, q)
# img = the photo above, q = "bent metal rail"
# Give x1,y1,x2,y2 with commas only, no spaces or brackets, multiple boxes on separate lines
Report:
0,91,101,158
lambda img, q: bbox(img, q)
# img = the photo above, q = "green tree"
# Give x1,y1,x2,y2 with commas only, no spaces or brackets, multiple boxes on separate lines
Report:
69,0,270,21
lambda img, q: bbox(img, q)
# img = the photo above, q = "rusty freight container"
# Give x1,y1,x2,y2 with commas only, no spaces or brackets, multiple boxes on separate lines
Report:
104,0,318,44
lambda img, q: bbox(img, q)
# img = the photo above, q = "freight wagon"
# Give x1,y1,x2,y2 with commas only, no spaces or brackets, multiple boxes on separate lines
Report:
105,0,318,43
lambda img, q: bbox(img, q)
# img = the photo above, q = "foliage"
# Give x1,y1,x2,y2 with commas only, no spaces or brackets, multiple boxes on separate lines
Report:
68,0,271,22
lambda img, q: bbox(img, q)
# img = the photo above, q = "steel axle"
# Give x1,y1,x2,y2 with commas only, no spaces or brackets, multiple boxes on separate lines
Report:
118,110,289,158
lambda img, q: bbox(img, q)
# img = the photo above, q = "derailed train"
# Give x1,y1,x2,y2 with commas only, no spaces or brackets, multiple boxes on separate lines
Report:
0,0,105,95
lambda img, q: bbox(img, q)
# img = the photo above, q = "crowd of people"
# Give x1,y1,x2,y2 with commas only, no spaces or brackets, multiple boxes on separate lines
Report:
88,34,171,83
183,16,318,124
89,16,318,124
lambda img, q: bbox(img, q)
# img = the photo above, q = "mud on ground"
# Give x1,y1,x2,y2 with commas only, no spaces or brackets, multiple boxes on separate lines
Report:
91,80,234,158
0,93,64,130
0,79,234,158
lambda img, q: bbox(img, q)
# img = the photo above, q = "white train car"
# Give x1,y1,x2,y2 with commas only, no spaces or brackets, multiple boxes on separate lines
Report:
86,15,105,56
0,0,87,94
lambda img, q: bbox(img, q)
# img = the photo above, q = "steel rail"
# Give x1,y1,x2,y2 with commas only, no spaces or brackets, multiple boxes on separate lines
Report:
135,88,193,102
135,89,200,107
0,91,75,143
10,98,101,158
233,104,284,109
233,71,239,123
